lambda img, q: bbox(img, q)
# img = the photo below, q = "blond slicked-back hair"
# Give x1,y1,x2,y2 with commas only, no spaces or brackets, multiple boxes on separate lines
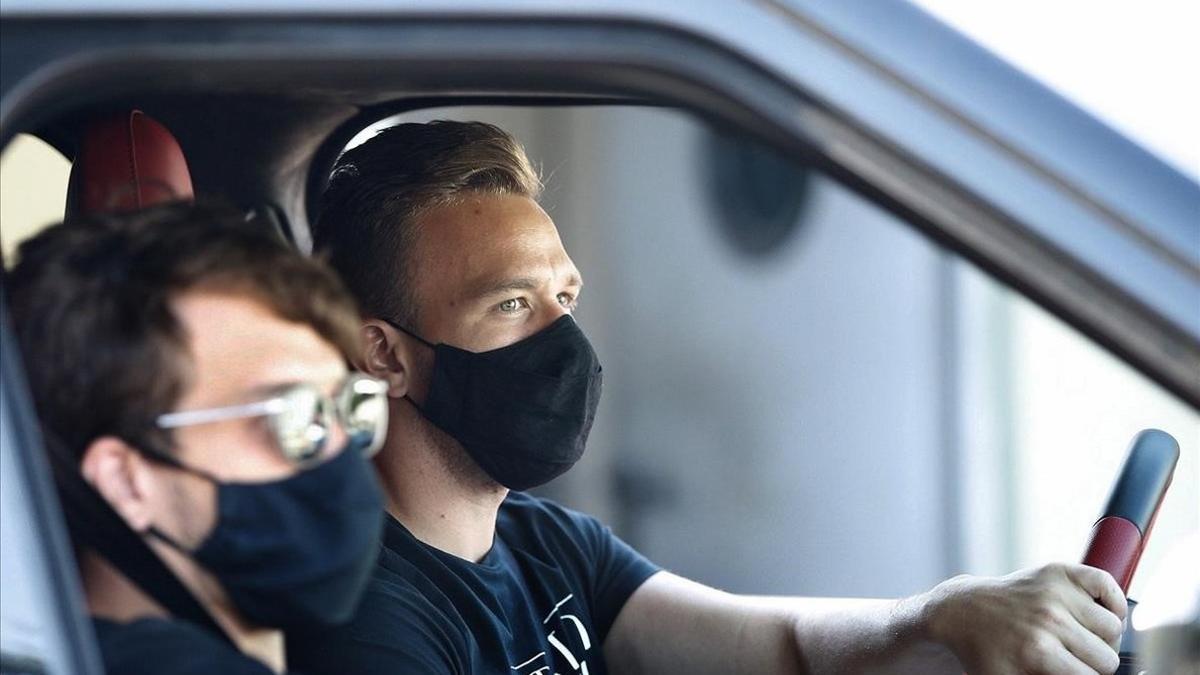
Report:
315,121,542,329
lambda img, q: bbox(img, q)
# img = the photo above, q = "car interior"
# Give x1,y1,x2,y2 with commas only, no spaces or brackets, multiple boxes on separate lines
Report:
0,11,1196,675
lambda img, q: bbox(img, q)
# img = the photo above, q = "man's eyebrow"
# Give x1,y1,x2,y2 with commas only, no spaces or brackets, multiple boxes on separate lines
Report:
463,272,584,301
198,381,297,410
242,381,298,399
466,276,541,300
240,374,343,401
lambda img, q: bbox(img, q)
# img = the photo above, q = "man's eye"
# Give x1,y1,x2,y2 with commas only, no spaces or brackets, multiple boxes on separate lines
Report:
557,293,578,310
498,298,529,313
252,416,276,445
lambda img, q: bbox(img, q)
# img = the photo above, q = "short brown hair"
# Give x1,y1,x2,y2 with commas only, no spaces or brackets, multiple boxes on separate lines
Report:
7,201,363,459
314,120,541,329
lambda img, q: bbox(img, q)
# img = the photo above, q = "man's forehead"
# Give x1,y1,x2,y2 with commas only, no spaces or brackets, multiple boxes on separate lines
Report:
410,194,580,298
172,291,347,404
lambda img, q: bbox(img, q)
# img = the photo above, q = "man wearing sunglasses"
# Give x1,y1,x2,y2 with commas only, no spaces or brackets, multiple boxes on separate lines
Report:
7,203,391,674
289,122,1128,675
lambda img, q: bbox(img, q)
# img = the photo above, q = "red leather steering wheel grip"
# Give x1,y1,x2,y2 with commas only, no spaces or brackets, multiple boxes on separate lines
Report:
1081,429,1179,593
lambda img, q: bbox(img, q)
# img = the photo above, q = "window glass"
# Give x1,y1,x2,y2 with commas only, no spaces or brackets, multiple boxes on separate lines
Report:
1007,283,1197,598
349,106,1197,601
956,263,1199,601
0,134,70,266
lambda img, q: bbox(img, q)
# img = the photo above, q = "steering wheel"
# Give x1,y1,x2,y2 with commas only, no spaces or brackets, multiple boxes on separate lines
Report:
1080,429,1179,675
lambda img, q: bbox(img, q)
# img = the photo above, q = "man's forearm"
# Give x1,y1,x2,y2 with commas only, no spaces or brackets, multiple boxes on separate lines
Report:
780,595,962,675
605,573,961,675
787,563,1126,675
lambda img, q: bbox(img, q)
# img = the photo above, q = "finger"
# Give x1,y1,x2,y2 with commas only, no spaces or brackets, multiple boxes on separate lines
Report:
1058,615,1121,675
1067,565,1126,620
1021,638,1095,675
1066,598,1124,649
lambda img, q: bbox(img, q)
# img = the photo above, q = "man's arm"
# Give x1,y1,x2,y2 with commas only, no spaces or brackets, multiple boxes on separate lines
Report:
603,564,1126,675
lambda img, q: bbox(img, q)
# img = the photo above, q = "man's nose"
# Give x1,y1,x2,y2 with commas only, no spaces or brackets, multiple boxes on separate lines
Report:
325,415,350,460
538,299,571,329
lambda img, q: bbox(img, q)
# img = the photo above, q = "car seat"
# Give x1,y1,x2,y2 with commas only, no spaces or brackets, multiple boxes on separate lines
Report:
65,109,194,218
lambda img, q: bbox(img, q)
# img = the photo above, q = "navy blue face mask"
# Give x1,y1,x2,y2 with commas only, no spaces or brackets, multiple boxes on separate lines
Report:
148,438,384,631
387,314,603,491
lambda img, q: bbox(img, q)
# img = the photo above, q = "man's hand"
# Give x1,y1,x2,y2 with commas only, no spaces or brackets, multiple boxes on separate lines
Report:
924,563,1127,675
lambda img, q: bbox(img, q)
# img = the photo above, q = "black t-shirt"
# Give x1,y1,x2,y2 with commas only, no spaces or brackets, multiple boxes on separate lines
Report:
92,616,276,675
287,492,660,675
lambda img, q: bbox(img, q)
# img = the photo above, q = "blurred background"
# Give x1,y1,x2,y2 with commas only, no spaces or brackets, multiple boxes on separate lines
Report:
1,0,1195,612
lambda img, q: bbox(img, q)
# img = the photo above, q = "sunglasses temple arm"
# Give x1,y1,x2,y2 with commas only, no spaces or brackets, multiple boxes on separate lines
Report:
156,399,282,429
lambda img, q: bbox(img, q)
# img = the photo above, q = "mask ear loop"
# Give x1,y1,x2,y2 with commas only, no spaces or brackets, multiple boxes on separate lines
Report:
378,317,435,414
399,394,427,416
134,442,222,484
378,317,436,350
131,441,223,555
144,525,195,555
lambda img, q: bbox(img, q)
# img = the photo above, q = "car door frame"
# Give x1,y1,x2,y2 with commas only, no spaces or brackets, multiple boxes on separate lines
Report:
1,3,1196,671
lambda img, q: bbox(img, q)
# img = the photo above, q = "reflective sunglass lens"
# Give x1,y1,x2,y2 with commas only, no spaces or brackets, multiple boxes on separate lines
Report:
271,386,327,464
340,375,388,457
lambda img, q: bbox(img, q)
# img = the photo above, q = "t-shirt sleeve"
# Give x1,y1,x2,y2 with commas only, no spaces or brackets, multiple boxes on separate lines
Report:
557,505,661,641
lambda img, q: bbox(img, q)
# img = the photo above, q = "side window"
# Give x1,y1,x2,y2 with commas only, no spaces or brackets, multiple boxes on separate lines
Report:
1,137,92,675
957,263,1199,603
0,134,70,266
348,105,1197,604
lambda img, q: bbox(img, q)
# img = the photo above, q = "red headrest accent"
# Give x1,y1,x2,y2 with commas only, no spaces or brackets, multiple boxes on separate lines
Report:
66,110,194,218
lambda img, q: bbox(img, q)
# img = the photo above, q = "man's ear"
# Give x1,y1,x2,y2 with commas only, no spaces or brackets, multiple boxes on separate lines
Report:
79,437,157,532
361,320,413,399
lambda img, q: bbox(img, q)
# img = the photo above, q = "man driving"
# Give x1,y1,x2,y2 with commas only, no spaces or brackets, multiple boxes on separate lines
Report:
288,121,1127,675
7,204,390,674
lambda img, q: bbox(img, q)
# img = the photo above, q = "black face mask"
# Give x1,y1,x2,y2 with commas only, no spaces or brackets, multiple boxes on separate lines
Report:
149,439,384,631
389,314,603,491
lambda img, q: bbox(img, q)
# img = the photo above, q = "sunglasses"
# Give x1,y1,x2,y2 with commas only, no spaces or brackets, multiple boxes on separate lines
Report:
155,373,389,466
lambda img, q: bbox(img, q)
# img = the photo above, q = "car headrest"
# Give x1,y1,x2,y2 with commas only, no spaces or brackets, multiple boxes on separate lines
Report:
65,110,194,219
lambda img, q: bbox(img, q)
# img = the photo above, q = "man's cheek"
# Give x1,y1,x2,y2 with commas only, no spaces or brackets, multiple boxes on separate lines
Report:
156,471,218,548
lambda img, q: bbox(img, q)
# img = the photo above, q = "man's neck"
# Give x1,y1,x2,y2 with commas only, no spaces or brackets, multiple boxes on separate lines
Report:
80,548,285,673
374,403,507,562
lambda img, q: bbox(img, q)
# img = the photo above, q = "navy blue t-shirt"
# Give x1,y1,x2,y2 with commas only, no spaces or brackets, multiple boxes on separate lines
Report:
92,617,276,675
288,492,659,675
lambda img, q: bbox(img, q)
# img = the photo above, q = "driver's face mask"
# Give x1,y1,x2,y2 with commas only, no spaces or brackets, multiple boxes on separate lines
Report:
387,314,603,491
146,439,385,631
